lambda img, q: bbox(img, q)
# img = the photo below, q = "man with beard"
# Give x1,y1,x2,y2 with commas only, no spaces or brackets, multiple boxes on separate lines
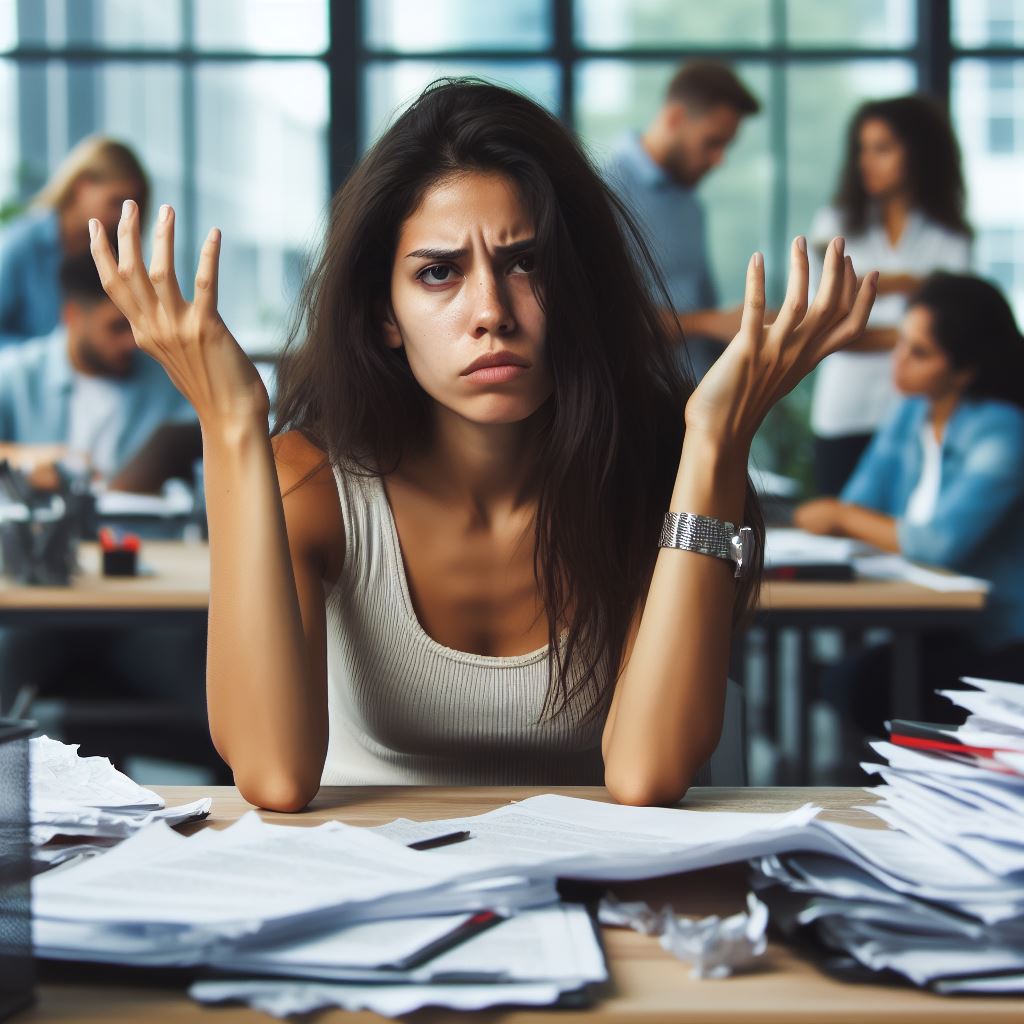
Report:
605,62,760,374
0,249,193,481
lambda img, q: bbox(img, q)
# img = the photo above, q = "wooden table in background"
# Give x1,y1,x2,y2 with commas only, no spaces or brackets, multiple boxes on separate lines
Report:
29,785,1024,1022
750,577,986,781
0,541,209,626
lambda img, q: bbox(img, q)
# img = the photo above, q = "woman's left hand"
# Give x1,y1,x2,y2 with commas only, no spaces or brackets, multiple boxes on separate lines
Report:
683,236,877,455
793,497,845,535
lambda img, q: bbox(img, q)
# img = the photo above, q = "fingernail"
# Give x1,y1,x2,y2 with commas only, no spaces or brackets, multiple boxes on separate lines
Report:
753,251,763,268
835,236,845,256
159,204,170,223
122,199,133,218
208,227,221,243
796,235,806,253
870,270,880,287
88,219,98,242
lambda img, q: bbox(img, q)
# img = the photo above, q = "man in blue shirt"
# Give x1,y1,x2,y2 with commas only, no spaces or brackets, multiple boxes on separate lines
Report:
0,250,194,480
605,62,760,374
0,251,213,780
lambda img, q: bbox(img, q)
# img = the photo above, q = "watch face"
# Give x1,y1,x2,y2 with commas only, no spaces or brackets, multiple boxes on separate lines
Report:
732,527,754,578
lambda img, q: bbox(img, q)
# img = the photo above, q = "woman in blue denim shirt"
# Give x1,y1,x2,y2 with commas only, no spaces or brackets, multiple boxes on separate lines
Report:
795,272,1024,745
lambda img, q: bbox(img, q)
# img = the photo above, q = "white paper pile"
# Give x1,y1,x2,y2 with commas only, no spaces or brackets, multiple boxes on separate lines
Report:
751,677,1024,994
29,736,211,865
764,528,990,593
191,902,607,1017
764,528,866,569
32,812,557,964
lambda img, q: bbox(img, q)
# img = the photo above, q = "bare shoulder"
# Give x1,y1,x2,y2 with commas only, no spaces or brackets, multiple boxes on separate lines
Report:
271,430,344,582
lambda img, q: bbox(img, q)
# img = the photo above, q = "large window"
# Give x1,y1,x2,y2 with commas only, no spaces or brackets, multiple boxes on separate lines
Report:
3,0,1023,351
0,0,328,353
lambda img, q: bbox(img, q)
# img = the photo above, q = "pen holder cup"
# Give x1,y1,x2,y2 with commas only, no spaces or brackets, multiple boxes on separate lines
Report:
102,549,138,577
0,514,76,587
0,720,34,1020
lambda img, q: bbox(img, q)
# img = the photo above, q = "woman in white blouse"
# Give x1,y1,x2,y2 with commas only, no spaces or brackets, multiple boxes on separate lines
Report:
809,95,972,495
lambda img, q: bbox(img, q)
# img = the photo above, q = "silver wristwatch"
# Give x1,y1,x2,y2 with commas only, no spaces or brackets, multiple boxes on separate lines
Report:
658,512,754,579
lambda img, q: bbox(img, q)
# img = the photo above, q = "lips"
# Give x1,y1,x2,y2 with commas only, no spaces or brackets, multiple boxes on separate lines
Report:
460,351,530,376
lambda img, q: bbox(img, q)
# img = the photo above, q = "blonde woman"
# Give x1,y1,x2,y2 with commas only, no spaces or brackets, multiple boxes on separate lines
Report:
0,136,148,346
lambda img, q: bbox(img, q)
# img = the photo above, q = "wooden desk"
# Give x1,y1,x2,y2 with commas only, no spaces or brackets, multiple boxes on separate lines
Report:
30,785,1023,1022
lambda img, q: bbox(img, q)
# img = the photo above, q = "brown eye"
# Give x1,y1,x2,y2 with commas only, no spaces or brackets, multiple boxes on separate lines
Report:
510,253,536,274
418,265,453,284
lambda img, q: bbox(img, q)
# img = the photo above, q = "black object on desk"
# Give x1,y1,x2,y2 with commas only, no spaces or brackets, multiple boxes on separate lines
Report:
0,719,35,1021
407,830,471,851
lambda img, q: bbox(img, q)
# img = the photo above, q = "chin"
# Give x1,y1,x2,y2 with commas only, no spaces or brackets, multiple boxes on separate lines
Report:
450,392,551,427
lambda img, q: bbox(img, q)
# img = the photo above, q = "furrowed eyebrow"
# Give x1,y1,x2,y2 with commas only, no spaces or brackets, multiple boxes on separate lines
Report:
405,247,468,260
404,237,536,260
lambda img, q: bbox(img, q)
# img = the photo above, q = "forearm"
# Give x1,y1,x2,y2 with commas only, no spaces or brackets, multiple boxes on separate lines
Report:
203,421,327,808
603,433,746,806
842,326,899,352
837,502,899,552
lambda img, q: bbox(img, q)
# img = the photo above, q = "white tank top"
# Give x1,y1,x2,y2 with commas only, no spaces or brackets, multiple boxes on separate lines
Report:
320,464,608,785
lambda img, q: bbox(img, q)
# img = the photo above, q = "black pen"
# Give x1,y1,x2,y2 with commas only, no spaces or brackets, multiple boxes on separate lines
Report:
392,909,504,970
407,830,471,851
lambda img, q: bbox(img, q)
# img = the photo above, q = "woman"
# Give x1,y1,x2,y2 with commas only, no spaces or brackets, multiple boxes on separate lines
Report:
796,273,1024,738
0,135,148,346
809,95,972,496
89,80,874,810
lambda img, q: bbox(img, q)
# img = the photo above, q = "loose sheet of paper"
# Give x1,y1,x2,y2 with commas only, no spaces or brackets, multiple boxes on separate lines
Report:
375,793,822,881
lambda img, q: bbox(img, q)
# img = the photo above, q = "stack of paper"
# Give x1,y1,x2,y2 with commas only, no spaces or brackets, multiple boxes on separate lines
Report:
764,528,866,568
29,735,211,866
751,677,1024,994
33,809,595,1015
191,902,607,1017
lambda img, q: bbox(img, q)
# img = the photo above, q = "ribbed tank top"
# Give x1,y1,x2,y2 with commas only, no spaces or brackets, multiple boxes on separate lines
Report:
321,464,607,785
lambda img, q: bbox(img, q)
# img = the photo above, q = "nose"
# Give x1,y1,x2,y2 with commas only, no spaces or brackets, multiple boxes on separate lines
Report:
470,268,515,338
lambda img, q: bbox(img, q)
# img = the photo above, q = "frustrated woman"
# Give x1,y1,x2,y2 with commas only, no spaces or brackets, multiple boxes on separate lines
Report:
89,81,874,810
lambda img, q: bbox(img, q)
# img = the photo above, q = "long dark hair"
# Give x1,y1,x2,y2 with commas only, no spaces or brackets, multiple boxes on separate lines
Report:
273,78,763,718
909,272,1024,409
834,95,971,238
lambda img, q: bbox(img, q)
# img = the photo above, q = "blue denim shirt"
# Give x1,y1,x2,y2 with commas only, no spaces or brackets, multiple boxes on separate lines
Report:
0,326,195,474
0,209,64,347
604,134,717,313
842,395,1024,650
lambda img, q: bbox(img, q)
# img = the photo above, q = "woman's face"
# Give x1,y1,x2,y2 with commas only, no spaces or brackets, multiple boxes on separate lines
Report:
892,305,972,399
69,177,144,239
857,117,907,199
386,171,552,426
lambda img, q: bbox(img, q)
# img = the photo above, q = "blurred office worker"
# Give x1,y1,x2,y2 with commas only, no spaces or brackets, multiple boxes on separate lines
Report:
808,96,972,495
0,136,148,347
0,251,193,479
795,273,1024,737
604,61,760,364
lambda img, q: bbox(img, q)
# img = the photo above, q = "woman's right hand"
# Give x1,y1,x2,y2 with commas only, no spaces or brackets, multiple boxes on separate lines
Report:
89,200,270,431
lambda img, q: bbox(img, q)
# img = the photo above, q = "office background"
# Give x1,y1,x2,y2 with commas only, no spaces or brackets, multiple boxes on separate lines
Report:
2,0,1022,486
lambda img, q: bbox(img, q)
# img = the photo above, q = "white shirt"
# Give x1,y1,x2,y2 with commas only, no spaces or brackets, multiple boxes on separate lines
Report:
904,421,943,525
808,206,971,437
67,371,124,478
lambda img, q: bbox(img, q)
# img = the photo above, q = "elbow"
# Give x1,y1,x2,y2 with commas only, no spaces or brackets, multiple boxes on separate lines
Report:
234,770,320,813
604,763,697,808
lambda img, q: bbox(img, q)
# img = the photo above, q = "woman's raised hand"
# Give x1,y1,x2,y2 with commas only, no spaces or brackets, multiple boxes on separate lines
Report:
683,236,877,454
89,201,270,431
